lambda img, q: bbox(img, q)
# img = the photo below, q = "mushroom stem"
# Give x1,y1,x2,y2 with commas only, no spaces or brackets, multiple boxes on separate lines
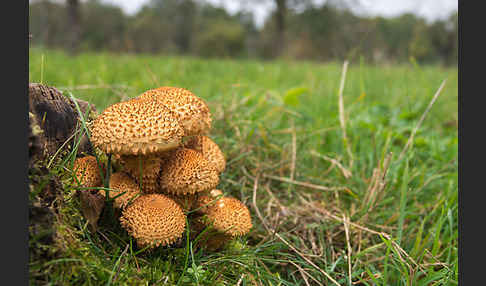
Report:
104,154,112,189
138,155,143,190
104,153,115,221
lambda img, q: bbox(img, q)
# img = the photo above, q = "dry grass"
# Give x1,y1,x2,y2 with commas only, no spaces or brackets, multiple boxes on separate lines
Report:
29,49,458,285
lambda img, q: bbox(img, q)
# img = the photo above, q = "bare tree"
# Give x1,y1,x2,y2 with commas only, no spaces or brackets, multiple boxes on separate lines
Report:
250,0,361,58
67,0,81,54
274,0,287,57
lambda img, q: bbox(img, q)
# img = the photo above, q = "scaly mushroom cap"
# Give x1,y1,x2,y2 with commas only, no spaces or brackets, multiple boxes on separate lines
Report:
89,99,184,156
119,154,162,193
158,148,219,196
193,189,224,214
166,193,197,213
199,196,252,237
184,136,226,173
99,172,141,209
190,216,233,251
119,194,186,248
72,155,104,188
137,87,212,137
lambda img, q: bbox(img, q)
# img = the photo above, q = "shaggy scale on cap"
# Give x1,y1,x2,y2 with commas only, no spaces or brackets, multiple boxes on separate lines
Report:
72,155,104,188
184,136,226,173
89,99,184,156
166,193,197,213
137,87,212,137
190,216,232,251
193,189,224,214
199,196,252,237
119,194,186,248
119,154,162,194
98,172,141,209
158,148,219,196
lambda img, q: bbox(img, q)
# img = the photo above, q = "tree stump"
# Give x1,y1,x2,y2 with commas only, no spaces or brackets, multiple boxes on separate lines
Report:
28,82,98,261
28,82,96,167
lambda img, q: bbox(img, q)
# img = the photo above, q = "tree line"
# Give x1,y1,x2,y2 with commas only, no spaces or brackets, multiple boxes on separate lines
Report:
29,0,458,65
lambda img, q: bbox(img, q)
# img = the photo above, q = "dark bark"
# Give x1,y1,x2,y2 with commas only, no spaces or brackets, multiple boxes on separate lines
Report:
28,83,98,265
28,83,96,168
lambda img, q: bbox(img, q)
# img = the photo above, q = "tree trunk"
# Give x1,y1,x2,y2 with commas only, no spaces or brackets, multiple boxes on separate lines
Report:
275,0,287,57
67,0,81,55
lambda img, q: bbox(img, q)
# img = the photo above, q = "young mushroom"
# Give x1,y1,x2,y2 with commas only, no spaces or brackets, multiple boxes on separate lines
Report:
98,172,141,209
117,155,162,194
72,155,104,188
191,216,234,251
184,135,226,174
197,195,252,236
158,148,220,196
119,193,186,248
72,155,106,231
192,191,253,250
193,189,224,213
166,193,197,213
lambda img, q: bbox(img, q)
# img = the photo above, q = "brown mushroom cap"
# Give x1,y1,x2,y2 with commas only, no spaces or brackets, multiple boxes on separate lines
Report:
184,136,226,173
190,216,232,251
99,172,141,209
137,87,212,137
89,98,184,156
166,193,197,213
119,193,186,248
199,196,252,237
118,154,162,193
193,189,224,214
72,155,104,188
158,148,219,196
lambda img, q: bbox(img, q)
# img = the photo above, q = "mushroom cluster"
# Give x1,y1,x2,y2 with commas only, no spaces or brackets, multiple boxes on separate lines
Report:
72,87,252,250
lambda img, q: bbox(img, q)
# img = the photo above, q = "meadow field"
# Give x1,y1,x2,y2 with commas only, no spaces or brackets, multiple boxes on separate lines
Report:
29,48,458,285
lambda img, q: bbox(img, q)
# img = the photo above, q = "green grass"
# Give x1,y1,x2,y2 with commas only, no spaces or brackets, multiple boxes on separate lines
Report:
29,47,458,285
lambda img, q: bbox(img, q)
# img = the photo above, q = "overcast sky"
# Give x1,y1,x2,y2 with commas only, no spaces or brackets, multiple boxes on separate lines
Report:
101,0,458,27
